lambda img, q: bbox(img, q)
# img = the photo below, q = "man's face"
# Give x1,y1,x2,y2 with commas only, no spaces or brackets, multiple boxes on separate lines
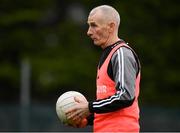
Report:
87,12,110,48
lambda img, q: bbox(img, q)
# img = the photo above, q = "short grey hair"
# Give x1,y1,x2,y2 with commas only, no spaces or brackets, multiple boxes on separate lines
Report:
90,5,120,28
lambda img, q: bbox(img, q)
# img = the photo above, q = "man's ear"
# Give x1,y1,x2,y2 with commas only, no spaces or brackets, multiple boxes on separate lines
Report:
108,22,115,33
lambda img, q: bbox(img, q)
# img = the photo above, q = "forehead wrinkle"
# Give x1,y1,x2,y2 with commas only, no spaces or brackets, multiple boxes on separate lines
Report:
88,10,108,26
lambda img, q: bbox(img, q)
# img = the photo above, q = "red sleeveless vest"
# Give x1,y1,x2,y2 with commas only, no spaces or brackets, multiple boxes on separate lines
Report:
94,43,141,132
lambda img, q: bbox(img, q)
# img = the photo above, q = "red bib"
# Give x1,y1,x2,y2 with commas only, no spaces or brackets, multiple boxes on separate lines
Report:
94,43,140,132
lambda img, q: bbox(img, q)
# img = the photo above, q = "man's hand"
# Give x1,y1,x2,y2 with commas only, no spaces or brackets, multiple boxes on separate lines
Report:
65,96,90,128
68,118,88,128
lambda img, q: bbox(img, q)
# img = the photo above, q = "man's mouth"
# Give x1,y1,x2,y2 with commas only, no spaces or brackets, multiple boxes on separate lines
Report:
92,38,97,41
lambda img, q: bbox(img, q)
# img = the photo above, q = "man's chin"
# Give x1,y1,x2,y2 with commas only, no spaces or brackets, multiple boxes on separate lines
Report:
93,41,100,46
94,43,100,46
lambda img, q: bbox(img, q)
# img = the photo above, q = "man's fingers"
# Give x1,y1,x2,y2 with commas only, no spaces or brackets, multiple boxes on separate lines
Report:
67,109,84,122
65,99,80,114
65,106,76,115
67,112,76,120
67,109,80,119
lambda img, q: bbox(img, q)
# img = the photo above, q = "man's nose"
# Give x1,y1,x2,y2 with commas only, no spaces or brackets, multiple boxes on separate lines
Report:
87,27,92,36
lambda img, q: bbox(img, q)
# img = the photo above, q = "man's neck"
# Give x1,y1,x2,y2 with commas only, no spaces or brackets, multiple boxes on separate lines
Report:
102,36,120,49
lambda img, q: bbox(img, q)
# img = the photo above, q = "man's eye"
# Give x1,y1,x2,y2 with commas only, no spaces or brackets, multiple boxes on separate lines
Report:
90,23,97,27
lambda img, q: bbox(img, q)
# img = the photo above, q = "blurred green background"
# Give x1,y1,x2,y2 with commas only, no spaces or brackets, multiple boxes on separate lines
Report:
0,0,180,132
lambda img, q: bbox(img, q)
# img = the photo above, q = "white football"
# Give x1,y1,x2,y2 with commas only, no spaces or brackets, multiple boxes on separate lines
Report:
56,91,87,125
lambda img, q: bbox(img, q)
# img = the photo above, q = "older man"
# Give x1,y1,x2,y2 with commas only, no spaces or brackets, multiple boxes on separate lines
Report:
66,5,141,132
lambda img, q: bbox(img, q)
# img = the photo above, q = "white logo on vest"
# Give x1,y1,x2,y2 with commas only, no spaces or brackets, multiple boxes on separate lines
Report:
97,85,107,93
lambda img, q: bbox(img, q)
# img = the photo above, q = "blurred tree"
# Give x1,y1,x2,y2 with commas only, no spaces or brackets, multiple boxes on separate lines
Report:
0,0,179,106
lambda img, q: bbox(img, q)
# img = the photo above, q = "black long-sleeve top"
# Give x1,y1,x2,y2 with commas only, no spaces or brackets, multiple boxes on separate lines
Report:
87,40,140,125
